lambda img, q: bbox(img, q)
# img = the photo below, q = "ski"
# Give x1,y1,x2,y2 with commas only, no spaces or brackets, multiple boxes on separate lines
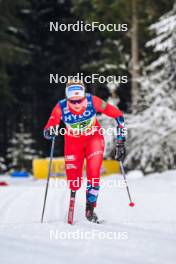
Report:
86,217,106,224
90,219,105,224
67,190,76,225
96,219,106,224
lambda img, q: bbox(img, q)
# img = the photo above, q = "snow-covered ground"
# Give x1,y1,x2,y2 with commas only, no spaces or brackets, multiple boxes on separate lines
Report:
0,170,176,264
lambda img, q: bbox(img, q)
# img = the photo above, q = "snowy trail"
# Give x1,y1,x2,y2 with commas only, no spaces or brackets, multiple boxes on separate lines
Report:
0,171,176,264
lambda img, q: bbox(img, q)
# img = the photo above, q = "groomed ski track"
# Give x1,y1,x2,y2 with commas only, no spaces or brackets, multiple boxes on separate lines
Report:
0,171,176,264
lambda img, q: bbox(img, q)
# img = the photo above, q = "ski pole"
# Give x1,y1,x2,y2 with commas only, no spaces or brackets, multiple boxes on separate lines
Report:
119,161,135,207
41,136,56,223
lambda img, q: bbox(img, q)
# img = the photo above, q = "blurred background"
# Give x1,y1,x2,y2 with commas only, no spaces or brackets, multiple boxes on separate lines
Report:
0,0,175,176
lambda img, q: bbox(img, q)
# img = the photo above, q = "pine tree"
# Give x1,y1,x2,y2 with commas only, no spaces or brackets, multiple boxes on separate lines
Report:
0,0,31,159
126,3,176,173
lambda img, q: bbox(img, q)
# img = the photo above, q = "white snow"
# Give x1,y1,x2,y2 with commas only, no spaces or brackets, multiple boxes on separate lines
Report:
0,170,176,263
126,170,144,179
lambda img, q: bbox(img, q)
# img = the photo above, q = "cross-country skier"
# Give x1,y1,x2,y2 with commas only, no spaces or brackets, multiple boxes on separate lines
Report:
44,80,126,223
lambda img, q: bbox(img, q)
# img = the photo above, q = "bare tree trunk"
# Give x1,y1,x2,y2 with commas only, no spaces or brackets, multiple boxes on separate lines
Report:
131,0,140,113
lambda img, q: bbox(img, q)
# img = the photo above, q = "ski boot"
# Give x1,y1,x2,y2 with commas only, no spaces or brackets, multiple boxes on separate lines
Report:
85,203,99,223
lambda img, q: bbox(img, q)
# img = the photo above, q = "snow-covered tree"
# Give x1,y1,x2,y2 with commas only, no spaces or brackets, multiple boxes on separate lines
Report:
7,124,37,172
0,157,7,174
126,4,176,173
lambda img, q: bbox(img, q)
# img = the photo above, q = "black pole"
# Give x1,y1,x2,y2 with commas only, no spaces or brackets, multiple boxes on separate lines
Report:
41,137,56,223
120,161,135,207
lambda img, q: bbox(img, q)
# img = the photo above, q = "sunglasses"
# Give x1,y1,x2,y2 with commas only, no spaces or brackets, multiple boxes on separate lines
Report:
68,98,85,104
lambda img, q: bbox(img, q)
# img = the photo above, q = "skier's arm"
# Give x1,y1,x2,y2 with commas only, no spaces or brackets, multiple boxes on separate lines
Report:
92,95,126,142
92,95,123,118
44,103,62,139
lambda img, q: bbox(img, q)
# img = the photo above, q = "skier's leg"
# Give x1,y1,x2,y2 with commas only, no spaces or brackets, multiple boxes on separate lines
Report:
85,133,104,222
64,136,85,191
86,133,104,207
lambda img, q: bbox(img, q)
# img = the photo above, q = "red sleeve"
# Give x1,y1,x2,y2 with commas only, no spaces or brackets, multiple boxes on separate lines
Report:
44,103,62,129
92,95,123,118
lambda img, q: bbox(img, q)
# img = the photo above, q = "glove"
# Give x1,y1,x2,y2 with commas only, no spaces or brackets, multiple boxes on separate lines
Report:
115,142,126,161
43,128,55,140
